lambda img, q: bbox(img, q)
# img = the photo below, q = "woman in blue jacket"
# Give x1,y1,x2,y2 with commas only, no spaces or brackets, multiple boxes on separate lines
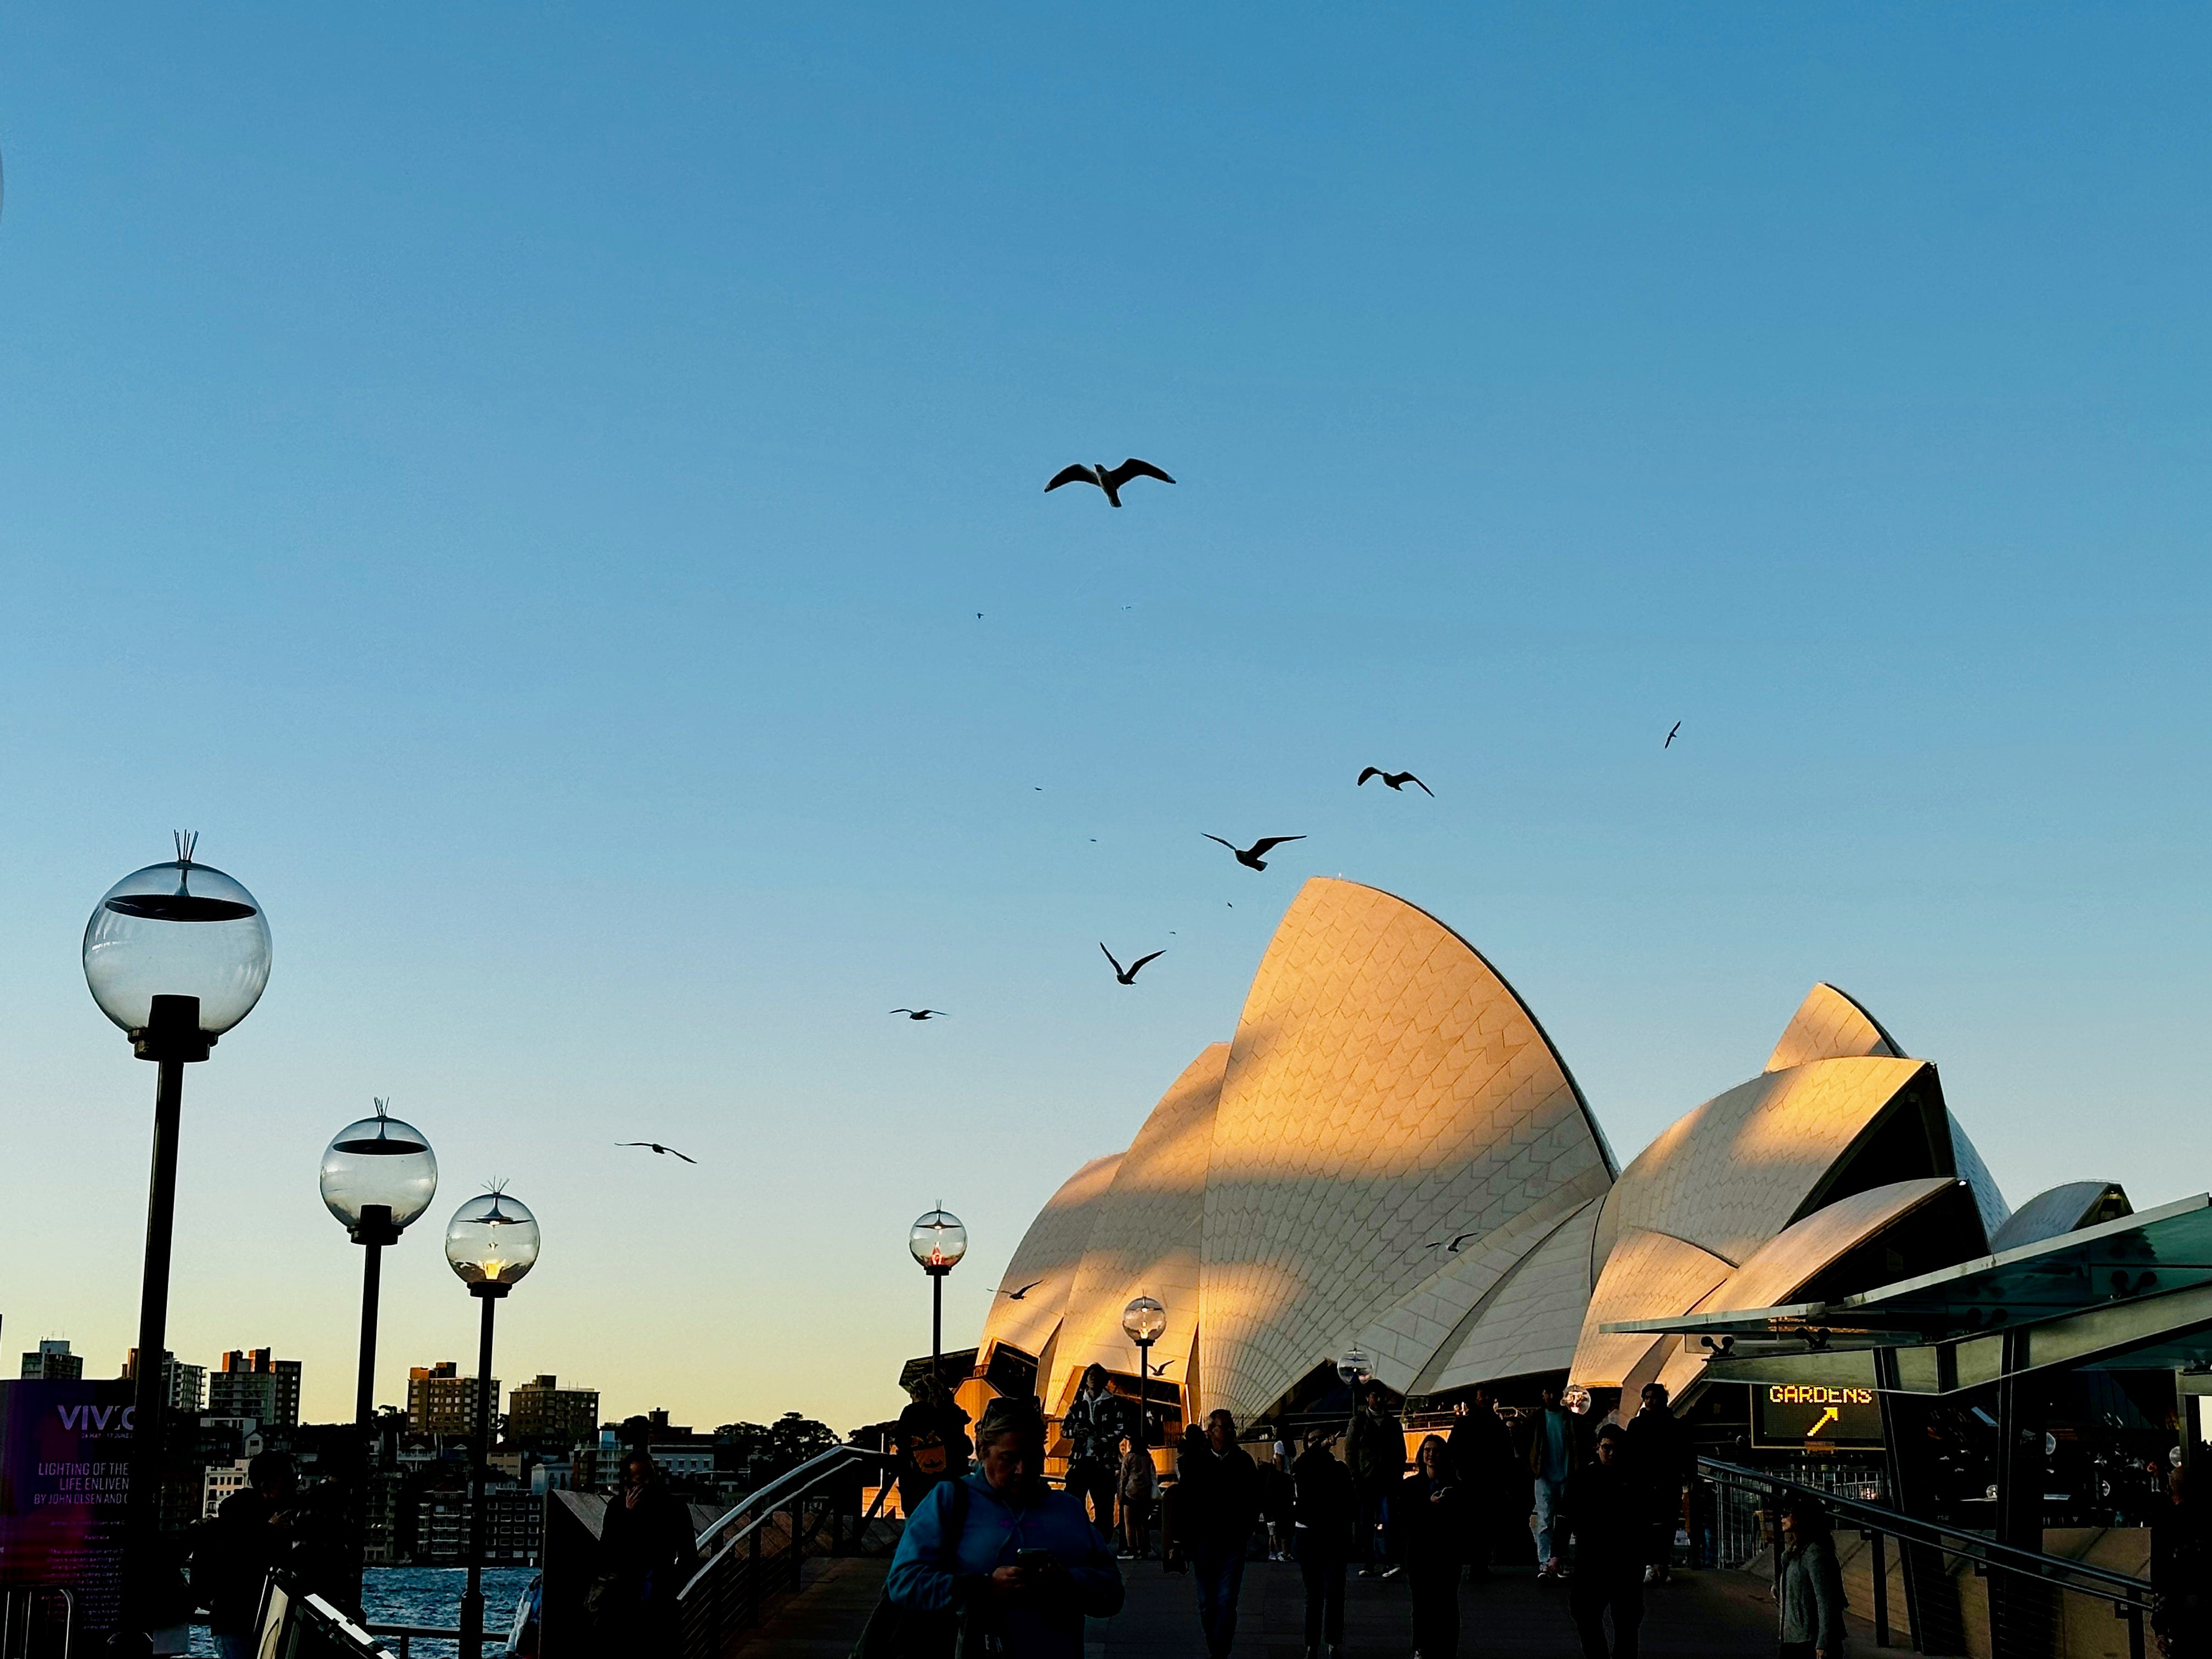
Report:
887,1396,1125,1658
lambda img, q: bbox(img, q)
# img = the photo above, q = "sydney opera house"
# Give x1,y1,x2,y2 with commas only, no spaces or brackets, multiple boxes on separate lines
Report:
964,876,2129,1440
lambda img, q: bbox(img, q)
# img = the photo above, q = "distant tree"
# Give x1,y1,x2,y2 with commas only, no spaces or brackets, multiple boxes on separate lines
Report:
710,1413,839,1485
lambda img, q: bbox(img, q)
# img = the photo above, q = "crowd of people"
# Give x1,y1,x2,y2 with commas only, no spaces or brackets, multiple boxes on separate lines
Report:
877,1371,1848,1659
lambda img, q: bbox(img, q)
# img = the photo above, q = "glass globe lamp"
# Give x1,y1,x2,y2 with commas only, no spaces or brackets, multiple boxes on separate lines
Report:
1336,1348,1373,1386
1122,1296,1167,1345
910,1209,967,1274
445,1190,540,1294
321,1104,439,1237
83,835,271,1041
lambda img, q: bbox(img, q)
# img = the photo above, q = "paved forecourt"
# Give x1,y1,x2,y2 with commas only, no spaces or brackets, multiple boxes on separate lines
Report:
733,1554,1910,1658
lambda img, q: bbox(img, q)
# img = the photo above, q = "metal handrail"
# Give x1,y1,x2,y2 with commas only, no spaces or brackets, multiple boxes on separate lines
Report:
680,1444,894,1602
0,1584,74,1659
1699,1456,2154,1610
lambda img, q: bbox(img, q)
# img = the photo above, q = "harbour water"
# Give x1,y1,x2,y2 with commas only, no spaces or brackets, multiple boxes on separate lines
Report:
186,1566,540,1657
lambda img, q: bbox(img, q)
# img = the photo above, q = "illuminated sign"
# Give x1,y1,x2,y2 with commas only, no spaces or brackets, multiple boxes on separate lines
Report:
1751,1383,1883,1448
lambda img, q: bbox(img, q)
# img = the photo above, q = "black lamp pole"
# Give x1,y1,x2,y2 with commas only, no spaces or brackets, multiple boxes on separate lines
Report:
926,1263,949,1380
344,1203,399,1615
1135,1335,1153,1452
459,1283,506,1659
123,992,208,1644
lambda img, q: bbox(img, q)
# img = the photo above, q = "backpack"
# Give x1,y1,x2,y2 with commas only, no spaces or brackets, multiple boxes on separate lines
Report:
909,1430,950,1480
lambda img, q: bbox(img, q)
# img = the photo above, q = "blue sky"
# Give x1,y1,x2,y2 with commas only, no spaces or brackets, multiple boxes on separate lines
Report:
0,6,2205,1433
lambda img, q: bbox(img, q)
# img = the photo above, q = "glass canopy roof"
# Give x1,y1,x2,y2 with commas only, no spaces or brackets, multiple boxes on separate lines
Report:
1604,1193,2212,1347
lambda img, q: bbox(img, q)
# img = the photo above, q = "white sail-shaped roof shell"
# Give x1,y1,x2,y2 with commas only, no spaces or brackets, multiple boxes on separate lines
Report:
1199,878,1615,1423
1045,1043,1228,1410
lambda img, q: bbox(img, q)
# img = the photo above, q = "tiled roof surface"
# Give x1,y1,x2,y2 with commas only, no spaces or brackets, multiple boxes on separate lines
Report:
1047,1043,1229,1409
1763,983,1901,1073
977,1152,1125,1368
1569,1227,1735,1389
1199,879,1612,1422
1590,1056,1928,1270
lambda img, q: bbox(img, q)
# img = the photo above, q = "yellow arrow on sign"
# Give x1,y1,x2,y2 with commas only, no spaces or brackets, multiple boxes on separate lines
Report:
1807,1406,1841,1437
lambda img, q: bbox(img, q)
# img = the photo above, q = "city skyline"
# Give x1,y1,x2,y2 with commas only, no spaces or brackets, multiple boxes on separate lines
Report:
0,7,2205,1436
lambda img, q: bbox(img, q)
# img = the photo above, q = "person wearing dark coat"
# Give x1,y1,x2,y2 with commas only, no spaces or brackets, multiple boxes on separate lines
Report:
1561,1425,1645,1659
1622,1383,1692,1583
1446,1385,1516,1578
2154,1466,2212,1659
197,1452,302,1658
1178,1409,1261,1659
894,1375,974,1514
596,1452,702,1657
1064,1364,1128,1534
1774,1494,1847,1659
1346,1382,1407,1576
1291,1429,1358,1659
1398,1435,1471,1659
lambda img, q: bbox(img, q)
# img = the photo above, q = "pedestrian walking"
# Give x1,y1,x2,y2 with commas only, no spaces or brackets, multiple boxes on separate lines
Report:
1446,1384,1516,1579
1178,1408,1261,1658
893,1374,973,1515
1118,1436,1156,1560
594,1452,702,1657
1522,1381,1591,1582
1063,1364,1127,1535
1398,1435,1470,1659
1258,1451,1296,1560
195,1451,304,1659
1291,1428,1357,1659
884,1396,1125,1659
1347,1381,1407,1578
1561,1425,1644,1658
1774,1494,1848,1659
1623,1383,1692,1584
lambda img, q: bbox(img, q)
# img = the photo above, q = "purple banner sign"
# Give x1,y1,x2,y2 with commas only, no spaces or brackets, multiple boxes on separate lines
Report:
0,1379,136,1635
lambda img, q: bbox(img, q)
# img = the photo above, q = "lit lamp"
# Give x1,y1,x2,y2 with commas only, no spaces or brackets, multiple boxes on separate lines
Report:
83,833,270,1638
1336,1347,1373,1430
1122,1296,1166,1453
445,1190,540,1659
909,1208,967,1381
320,1102,438,1610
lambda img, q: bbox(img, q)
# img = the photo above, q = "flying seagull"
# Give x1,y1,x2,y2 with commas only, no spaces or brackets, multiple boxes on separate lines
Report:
1099,943,1165,985
619,1142,697,1164
1425,1229,1479,1252
1204,833,1305,871
1000,1279,1045,1300
891,1008,948,1020
1146,1358,1178,1376
1664,720,1680,748
1357,768,1433,796
1044,458,1176,508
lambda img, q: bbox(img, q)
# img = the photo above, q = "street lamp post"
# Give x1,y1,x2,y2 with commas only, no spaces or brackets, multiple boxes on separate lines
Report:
1121,1296,1166,1457
320,1102,439,1609
1336,1347,1373,1432
83,834,271,1643
445,1190,541,1659
908,1209,967,1381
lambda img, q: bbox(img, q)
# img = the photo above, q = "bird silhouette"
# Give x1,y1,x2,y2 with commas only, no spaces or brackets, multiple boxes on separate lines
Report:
1099,943,1164,985
619,1142,697,1164
1204,833,1305,871
1044,458,1175,508
1664,721,1681,748
1423,1229,1480,1252
1357,768,1433,796
1000,1279,1045,1300
1146,1358,1178,1376
891,1009,948,1021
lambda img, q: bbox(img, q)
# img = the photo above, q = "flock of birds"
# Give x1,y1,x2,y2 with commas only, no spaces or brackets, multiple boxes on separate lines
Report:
617,454,1684,1168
